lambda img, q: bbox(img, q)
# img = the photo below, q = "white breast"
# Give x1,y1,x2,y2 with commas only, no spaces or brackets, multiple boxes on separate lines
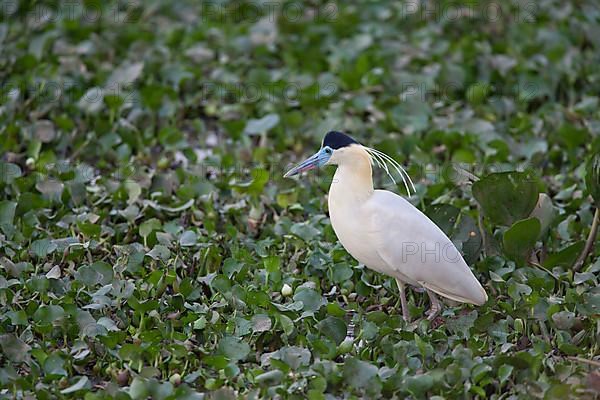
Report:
328,168,389,273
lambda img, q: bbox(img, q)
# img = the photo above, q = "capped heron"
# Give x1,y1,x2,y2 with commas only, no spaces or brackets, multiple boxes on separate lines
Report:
284,131,487,321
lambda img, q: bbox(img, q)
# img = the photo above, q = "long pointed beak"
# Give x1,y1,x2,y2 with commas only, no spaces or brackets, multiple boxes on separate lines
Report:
284,152,321,178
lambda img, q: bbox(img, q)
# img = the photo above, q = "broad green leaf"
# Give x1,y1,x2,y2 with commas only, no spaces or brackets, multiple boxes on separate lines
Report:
43,353,67,378
217,336,250,361
473,171,539,226
179,230,198,247
343,357,378,389
232,168,269,196
390,100,431,133
0,162,21,183
244,114,280,135
129,377,150,400
36,179,64,201
332,264,353,283
30,239,57,258
405,374,434,397
551,311,575,330
210,275,232,294
46,265,61,279
326,303,347,318
223,258,243,278
139,218,162,238
78,222,101,238
146,245,171,261
544,241,585,268
446,310,478,338
503,217,541,262
0,334,31,363
278,314,295,336
125,181,142,204
0,200,16,225
251,314,272,333
317,317,347,345
34,120,55,142
275,346,311,370
193,317,207,330
256,370,284,385
33,305,65,324
498,364,513,385
293,288,325,312
97,317,120,332
290,222,320,242
60,376,90,394
106,62,144,87
428,204,460,236
586,154,600,206
557,123,588,149
7,310,28,325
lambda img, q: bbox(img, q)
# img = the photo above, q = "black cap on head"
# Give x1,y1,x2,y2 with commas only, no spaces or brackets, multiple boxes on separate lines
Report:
322,131,358,149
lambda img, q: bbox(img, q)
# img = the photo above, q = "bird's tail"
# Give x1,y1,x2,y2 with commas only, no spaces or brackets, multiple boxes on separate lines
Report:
419,281,488,306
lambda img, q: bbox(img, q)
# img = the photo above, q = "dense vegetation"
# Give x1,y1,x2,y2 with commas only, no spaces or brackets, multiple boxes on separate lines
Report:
1,0,599,398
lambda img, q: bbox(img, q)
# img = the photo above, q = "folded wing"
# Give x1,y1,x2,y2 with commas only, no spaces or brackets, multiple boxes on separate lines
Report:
364,190,487,305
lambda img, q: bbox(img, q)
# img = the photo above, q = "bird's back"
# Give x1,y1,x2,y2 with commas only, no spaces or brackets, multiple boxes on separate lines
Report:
363,190,487,305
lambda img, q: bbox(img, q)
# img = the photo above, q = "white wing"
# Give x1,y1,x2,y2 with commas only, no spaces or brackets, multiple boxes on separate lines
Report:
364,190,487,305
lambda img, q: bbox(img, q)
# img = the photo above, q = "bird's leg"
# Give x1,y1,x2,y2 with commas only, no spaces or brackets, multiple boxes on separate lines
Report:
425,289,442,320
396,279,410,321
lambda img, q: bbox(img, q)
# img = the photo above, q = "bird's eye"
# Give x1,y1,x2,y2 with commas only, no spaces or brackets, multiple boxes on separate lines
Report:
324,148,332,154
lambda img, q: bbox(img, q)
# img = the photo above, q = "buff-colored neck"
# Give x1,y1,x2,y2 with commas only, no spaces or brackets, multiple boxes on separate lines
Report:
328,145,374,205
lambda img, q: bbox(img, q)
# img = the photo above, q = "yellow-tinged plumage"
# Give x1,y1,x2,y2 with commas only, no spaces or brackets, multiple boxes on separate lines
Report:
285,131,487,320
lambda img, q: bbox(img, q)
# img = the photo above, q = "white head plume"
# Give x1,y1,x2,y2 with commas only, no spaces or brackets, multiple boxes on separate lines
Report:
361,146,416,196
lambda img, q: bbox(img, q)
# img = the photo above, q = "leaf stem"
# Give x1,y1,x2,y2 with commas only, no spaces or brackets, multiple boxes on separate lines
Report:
477,204,488,258
573,207,600,272
567,356,600,368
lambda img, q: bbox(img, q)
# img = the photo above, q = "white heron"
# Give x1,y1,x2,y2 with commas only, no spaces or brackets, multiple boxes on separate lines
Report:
284,131,487,321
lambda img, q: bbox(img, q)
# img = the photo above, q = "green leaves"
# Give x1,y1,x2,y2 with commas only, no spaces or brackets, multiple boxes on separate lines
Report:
317,317,347,345
43,353,68,379
551,311,576,330
179,230,198,247
33,305,65,324
473,171,539,226
586,154,600,207
251,314,272,333
428,204,482,263
231,168,269,196
244,114,280,135
30,239,57,258
147,245,171,261
60,376,90,394
217,336,250,362
255,370,284,385
0,1,596,398
405,374,434,397
293,288,326,312
0,162,22,183
75,262,114,286
503,217,541,262
0,200,16,229
343,357,378,390
557,123,589,150
139,218,162,239
290,221,321,242
390,101,431,133
0,334,30,363
331,263,353,283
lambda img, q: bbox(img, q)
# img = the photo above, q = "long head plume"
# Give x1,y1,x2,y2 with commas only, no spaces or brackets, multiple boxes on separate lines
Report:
361,146,416,196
